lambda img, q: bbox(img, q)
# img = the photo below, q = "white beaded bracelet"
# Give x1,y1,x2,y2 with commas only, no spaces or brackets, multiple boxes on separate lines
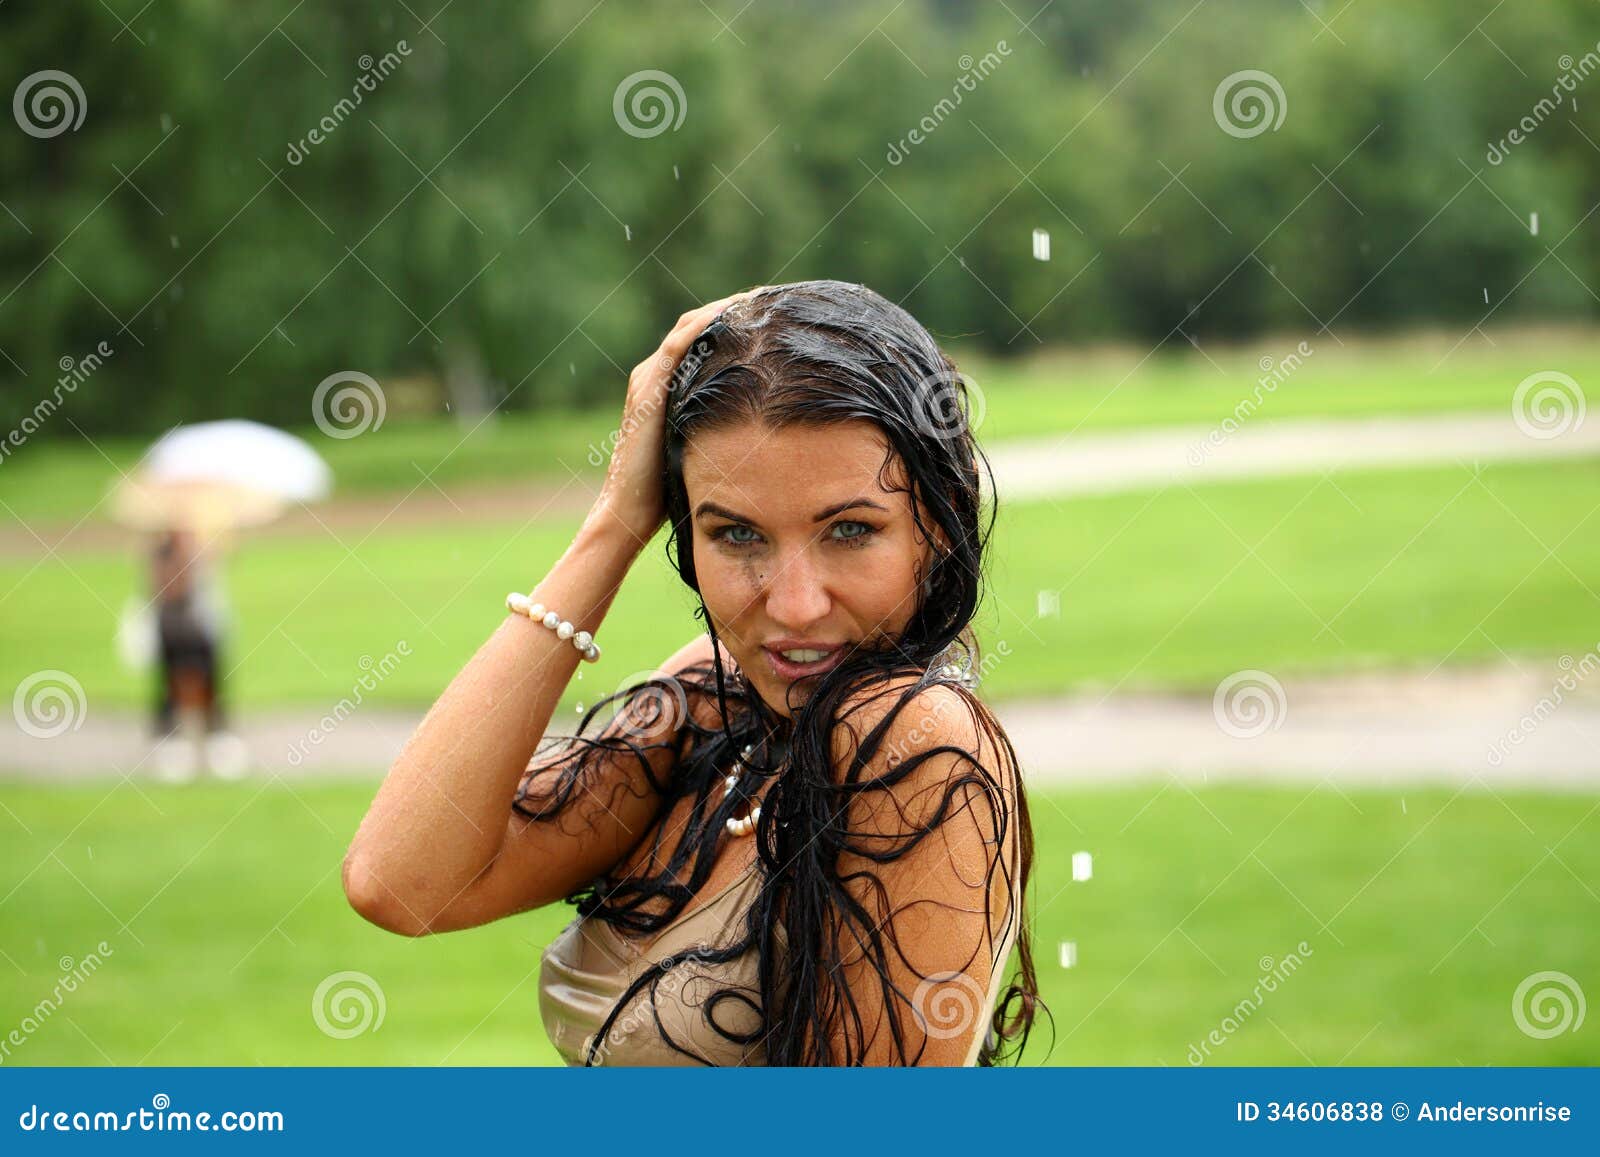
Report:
506,592,601,662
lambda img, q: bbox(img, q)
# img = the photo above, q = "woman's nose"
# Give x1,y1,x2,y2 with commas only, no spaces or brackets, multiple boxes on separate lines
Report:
762,550,832,631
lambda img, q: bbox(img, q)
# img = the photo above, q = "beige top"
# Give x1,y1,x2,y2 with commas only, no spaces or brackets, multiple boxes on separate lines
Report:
538,856,1020,1066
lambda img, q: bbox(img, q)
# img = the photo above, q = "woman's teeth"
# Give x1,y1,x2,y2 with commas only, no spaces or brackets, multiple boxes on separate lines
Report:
781,648,833,663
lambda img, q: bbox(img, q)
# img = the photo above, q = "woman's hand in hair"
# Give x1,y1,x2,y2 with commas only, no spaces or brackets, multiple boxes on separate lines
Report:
592,289,765,545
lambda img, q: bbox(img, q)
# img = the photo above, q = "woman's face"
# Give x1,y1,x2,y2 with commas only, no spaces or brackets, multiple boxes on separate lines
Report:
682,418,935,719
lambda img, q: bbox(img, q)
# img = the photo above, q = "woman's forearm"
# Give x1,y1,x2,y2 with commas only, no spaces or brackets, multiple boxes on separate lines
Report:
346,510,646,917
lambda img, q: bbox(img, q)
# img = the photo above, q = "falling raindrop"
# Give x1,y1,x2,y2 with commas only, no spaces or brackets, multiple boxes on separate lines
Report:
673,165,680,180
575,701,584,714
170,235,180,249
1058,940,1078,968
569,362,576,376
1071,851,1093,881
624,224,632,241
1483,287,1489,304
1401,798,1408,815
1529,211,1539,236
1031,228,1051,261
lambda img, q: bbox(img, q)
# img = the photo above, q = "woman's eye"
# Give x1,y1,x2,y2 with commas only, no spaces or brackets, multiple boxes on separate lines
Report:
717,524,761,547
831,520,874,545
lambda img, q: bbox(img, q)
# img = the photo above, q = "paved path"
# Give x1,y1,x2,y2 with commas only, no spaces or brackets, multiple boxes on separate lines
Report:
985,410,1600,501
6,661,1598,789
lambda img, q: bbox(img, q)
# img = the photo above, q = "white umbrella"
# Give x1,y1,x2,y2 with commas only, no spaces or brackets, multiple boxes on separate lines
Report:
111,420,333,532
140,419,332,501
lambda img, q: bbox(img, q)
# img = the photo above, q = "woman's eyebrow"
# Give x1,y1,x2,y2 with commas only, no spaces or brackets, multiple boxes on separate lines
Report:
693,498,889,523
813,497,889,521
694,501,754,522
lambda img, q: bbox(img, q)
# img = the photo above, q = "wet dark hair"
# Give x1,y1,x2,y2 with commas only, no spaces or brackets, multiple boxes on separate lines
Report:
515,280,1048,1065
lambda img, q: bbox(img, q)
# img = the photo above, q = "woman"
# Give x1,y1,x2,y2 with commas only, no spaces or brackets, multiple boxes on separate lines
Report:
344,280,1045,1065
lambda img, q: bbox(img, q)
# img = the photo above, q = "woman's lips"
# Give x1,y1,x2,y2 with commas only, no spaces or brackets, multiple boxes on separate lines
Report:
762,645,849,682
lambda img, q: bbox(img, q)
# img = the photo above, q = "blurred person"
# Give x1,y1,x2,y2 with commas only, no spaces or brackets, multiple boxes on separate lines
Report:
149,526,247,780
346,282,1046,1065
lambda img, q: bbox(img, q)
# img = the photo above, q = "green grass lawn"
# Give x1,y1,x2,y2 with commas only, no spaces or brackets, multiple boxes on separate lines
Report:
4,456,1597,713
964,322,1600,443
0,780,1593,1066
3,322,1593,524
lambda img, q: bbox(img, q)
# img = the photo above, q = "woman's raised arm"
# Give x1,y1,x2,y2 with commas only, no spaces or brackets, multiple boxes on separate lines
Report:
341,292,760,937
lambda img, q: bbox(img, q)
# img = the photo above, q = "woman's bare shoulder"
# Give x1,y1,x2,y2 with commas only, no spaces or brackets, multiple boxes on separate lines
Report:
657,632,732,679
826,673,1018,808
656,633,745,730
